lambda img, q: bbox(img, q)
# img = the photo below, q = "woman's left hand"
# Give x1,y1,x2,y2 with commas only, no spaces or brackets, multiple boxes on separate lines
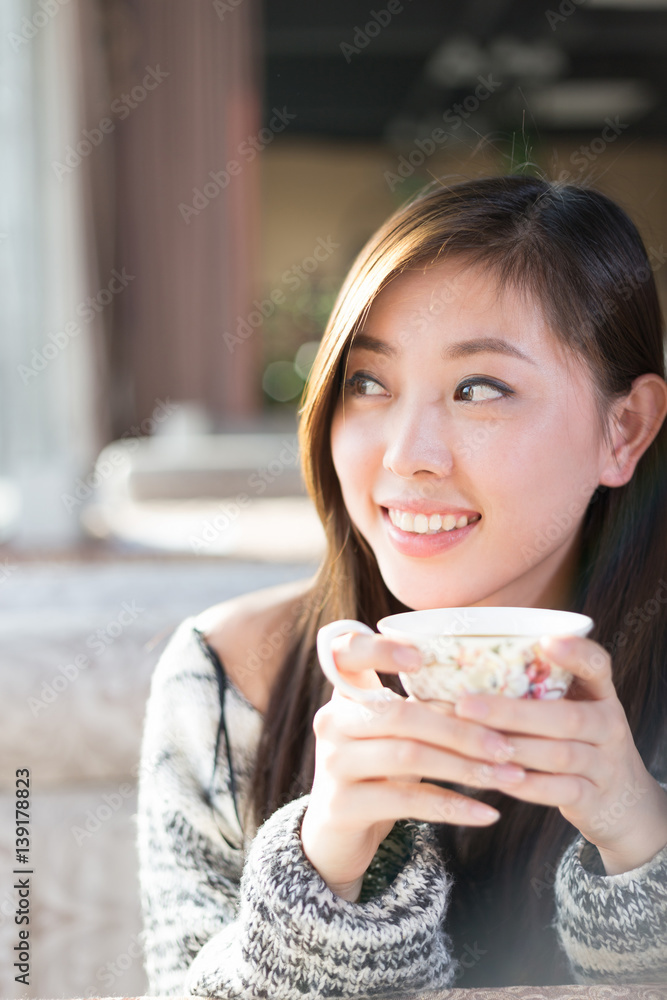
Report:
454,635,667,875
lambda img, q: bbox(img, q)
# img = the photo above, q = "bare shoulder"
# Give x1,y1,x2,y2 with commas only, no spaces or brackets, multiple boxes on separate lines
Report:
194,575,316,713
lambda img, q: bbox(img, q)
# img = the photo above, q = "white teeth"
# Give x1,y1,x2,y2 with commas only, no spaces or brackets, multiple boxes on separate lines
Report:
387,508,479,534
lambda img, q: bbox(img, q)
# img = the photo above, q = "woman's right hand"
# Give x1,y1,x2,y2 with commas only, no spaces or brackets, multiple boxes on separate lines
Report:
299,630,525,901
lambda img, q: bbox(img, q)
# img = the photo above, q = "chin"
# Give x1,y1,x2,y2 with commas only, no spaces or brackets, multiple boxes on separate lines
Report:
379,570,463,611
378,558,511,610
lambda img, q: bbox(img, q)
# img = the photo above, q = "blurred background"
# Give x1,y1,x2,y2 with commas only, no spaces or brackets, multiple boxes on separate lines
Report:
1,0,666,995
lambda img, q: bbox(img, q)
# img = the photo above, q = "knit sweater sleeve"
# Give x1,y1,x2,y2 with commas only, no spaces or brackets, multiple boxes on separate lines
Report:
185,795,457,999
553,783,667,984
136,617,458,999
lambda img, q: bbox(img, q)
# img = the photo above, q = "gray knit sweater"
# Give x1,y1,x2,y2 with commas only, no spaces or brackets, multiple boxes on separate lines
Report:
135,615,667,998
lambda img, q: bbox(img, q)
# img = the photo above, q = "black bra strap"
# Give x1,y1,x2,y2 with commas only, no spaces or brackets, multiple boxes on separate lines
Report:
193,627,243,835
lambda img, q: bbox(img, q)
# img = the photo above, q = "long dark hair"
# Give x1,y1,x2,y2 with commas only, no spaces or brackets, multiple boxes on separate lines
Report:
248,175,667,985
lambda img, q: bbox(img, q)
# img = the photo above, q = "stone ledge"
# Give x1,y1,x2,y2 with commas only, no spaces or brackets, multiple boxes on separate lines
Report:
27,986,667,999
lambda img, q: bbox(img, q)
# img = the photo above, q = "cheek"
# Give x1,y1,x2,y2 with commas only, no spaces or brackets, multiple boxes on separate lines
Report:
330,411,373,498
331,408,380,464
472,408,600,534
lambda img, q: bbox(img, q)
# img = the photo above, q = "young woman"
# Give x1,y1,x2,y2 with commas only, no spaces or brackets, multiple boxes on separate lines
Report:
136,175,667,997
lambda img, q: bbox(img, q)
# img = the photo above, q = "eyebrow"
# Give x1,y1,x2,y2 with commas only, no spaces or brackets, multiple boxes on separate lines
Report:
349,332,536,366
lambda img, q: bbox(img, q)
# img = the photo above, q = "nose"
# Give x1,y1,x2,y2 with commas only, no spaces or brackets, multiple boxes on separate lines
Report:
382,402,455,480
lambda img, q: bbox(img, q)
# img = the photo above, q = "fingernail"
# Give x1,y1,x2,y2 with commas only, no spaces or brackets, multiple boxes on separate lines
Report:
539,635,573,655
494,764,525,784
456,697,489,719
393,645,422,670
471,802,500,821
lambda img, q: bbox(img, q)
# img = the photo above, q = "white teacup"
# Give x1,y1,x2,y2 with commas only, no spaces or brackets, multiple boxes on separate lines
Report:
317,607,594,704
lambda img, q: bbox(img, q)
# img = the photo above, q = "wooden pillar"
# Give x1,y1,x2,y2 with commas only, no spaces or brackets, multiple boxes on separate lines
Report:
109,0,263,431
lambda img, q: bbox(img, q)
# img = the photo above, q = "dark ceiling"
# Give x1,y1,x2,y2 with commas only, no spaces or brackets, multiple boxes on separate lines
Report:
262,1,667,145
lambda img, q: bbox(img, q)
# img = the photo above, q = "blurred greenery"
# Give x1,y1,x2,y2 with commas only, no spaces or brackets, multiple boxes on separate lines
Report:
260,274,341,408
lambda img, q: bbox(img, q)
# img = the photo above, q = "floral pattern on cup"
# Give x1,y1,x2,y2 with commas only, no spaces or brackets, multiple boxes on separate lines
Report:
400,637,573,702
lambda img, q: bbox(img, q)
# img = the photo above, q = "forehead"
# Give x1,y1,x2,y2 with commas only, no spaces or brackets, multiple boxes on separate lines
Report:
358,260,546,339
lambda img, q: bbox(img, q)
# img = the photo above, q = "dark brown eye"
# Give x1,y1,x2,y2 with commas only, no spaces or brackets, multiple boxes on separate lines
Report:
342,372,385,396
455,379,512,402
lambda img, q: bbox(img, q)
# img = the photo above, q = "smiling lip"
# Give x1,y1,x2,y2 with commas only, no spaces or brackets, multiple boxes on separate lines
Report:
380,505,480,557
379,498,481,518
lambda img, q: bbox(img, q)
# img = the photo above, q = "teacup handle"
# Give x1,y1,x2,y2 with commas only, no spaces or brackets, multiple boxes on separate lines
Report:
317,619,396,704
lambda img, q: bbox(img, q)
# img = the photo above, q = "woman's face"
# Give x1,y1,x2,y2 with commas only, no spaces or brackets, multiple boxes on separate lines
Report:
330,260,612,611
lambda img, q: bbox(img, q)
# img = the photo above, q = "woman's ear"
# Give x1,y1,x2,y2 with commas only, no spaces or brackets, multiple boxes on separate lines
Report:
599,373,667,488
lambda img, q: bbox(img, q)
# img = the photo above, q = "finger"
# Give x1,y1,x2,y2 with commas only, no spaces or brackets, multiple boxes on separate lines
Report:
478,770,595,810
323,693,519,765
492,734,603,781
345,778,501,827
328,737,526,789
331,632,422,689
538,635,615,701
454,691,606,744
